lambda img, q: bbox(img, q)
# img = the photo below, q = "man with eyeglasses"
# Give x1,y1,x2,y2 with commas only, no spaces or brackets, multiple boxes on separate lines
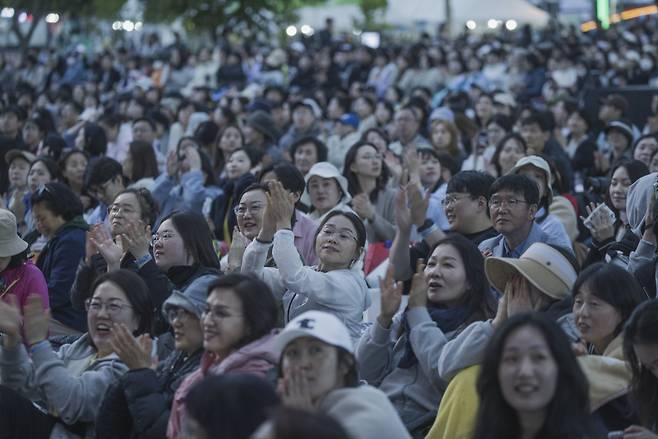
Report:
389,171,497,282
479,174,569,258
84,157,126,229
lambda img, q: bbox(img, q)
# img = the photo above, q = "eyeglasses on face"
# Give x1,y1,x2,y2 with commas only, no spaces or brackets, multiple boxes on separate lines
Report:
165,306,196,324
85,298,132,316
441,194,474,207
233,204,264,216
151,231,177,246
488,197,529,209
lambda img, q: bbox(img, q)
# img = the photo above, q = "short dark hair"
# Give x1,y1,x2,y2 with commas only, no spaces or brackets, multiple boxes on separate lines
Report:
84,157,123,188
259,162,306,196
520,113,551,132
30,182,84,221
238,182,269,202
486,114,513,132
572,263,647,338
447,171,495,201
127,140,159,182
90,269,152,336
194,120,219,146
289,136,328,163
132,117,157,132
114,187,159,228
266,407,350,439
185,373,279,439
80,122,108,157
207,274,279,348
489,174,540,206
29,157,61,183
163,211,220,269
42,134,67,162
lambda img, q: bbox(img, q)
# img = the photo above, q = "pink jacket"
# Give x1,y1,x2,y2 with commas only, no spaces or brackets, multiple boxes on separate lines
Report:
1,260,49,310
166,331,280,439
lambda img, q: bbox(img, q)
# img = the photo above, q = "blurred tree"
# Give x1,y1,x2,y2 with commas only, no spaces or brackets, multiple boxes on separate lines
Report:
4,0,124,49
143,0,324,40
359,0,387,27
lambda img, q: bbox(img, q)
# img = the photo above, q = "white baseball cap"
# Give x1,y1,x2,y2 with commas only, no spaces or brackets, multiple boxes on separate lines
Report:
273,311,354,354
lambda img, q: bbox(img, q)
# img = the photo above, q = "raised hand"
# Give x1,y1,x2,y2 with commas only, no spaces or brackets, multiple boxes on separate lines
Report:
90,226,123,271
579,202,615,242
23,294,50,347
351,193,376,222
378,264,403,328
0,295,22,347
110,323,155,370
227,226,250,272
120,219,151,260
406,183,430,228
408,259,428,309
505,274,534,317
278,367,315,410
394,188,412,234
267,181,296,230
166,151,180,178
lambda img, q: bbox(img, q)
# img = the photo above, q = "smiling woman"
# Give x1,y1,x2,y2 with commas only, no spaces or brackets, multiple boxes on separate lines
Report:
471,314,602,439
0,269,151,439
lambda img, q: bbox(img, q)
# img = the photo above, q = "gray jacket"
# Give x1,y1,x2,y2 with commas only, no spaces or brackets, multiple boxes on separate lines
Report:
356,307,455,430
0,334,128,439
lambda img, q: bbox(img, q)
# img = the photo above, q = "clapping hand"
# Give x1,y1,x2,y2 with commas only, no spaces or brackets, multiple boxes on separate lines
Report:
405,183,430,228
378,264,403,328
352,193,375,222
120,219,151,260
408,259,428,309
504,274,534,317
23,294,50,347
623,425,658,439
394,188,412,234
267,181,296,231
110,323,157,370
0,295,22,348
89,226,123,271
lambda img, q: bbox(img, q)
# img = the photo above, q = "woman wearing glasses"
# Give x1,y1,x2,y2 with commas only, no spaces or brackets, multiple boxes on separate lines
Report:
95,275,215,439
342,141,397,243
167,273,281,439
242,181,370,341
0,269,152,439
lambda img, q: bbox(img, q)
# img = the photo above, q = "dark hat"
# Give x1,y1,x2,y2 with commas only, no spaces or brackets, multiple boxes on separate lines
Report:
5,149,35,165
600,93,629,115
605,119,634,143
247,98,273,114
246,110,281,142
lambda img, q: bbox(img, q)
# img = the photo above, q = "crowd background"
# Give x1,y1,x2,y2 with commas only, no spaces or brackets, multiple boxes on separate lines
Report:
0,11,656,439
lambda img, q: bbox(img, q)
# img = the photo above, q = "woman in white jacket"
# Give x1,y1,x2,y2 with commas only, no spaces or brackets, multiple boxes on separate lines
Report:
241,181,370,341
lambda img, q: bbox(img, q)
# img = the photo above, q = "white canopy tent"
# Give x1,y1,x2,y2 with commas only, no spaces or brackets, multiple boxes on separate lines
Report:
296,0,550,32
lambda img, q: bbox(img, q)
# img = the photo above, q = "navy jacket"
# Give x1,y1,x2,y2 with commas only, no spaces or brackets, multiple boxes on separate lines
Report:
36,216,89,332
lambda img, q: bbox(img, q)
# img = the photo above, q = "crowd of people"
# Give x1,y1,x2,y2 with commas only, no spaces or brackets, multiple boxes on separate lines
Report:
0,12,657,439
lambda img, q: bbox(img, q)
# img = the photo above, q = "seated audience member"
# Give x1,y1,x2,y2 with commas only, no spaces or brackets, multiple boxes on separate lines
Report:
582,159,649,268
471,314,604,439
4,149,34,231
572,263,647,431
508,155,572,250
357,235,495,436
23,157,60,237
58,149,89,206
152,137,221,225
391,171,498,281
631,134,658,168
343,140,397,242
209,146,262,242
242,182,370,341
181,373,280,439
290,136,328,176
167,274,281,439
490,132,527,177
122,210,221,333
70,188,158,309
0,270,152,439
31,182,89,334
123,140,160,191
623,299,658,438
603,119,635,174
304,162,354,222
213,124,244,176
95,275,216,439
327,113,362,170
479,174,571,257
0,209,49,315
276,311,412,439
75,121,108,158
84,157,126,228
259,162,318,265
251,407,350,439
416,147,450,231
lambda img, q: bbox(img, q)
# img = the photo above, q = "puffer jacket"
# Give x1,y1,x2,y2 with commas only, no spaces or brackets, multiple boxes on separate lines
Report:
95,349,203,439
